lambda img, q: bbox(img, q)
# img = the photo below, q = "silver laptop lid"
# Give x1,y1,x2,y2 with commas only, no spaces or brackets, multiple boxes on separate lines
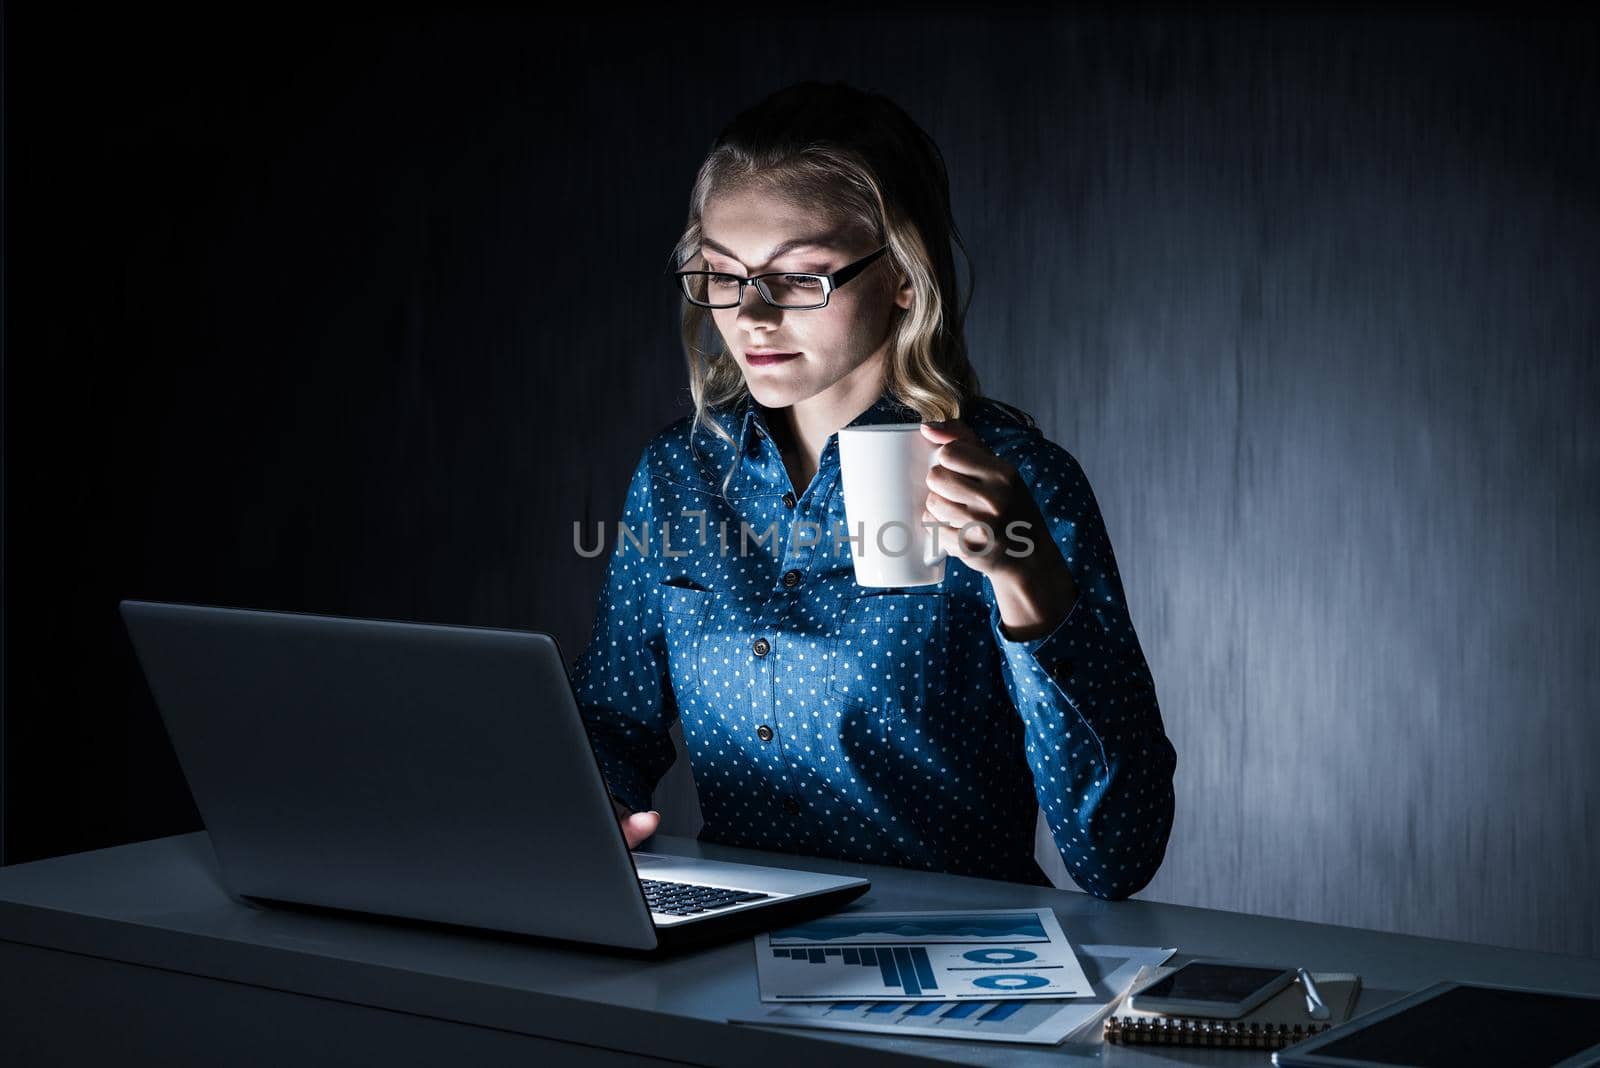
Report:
118,599,660,950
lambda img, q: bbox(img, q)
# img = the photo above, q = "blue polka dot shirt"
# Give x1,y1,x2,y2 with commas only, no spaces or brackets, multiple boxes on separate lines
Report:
572,389,1177,900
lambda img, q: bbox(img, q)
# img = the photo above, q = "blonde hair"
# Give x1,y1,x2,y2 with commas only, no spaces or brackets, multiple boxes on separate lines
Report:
665,81,1031,499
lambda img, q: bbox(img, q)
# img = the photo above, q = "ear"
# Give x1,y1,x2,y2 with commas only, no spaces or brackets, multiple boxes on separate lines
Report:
896,275,913,311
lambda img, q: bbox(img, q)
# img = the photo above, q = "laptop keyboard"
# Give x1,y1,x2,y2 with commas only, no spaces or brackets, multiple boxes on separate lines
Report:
640,878,770,916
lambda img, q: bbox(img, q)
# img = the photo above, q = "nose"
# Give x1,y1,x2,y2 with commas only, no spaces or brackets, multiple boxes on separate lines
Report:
734,279,783,327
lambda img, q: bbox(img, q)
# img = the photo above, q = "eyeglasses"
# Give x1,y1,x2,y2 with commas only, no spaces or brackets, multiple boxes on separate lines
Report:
672,244,890,310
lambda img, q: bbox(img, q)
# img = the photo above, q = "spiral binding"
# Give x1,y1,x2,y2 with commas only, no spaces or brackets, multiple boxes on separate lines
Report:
1103,1015,1332,1050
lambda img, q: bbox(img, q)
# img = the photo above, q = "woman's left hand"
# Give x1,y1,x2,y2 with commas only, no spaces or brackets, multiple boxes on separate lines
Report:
920,418,1079,639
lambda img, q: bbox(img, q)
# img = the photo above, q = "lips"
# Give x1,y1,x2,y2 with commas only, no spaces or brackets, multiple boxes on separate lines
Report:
745,349,800,365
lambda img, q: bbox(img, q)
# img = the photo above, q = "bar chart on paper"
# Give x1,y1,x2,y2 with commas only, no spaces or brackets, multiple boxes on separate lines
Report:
769,944,941,996
755,909,1093,1002
734,945,1177,1045
807,998,1027,1023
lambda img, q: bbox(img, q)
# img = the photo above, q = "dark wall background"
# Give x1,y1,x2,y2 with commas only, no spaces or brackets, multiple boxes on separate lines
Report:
4,9,1596,957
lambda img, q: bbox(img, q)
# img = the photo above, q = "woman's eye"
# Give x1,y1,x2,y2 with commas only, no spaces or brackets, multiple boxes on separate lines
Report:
783,275,823,288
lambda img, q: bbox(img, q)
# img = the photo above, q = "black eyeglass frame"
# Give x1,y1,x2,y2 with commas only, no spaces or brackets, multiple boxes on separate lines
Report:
671,244,891,310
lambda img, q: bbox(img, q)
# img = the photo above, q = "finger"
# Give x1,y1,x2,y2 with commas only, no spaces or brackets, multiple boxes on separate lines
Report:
930,439,1003,480
927,464,994,507
923,499,995,548
623,810,661,849
926,483,1003,529
924,503,1003,558
919,417,980,444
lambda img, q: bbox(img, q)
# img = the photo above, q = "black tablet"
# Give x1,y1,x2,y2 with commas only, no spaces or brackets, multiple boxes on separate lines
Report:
1272,981,1600,1068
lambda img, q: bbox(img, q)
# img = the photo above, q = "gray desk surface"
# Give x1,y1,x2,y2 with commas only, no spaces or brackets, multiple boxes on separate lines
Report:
1,831,1597,1066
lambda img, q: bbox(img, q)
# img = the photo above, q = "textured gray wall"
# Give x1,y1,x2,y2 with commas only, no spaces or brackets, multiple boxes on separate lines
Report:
634,14,1600,957
9,9,1592,959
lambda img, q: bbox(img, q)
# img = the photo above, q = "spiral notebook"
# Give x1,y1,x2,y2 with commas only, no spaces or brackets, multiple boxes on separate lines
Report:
1104,965,1362,1050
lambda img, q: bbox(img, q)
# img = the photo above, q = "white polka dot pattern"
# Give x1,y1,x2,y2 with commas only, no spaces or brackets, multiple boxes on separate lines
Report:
570,390,1177,899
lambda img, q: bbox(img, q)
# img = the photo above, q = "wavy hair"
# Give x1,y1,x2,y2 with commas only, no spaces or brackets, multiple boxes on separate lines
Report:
666,80,1034,498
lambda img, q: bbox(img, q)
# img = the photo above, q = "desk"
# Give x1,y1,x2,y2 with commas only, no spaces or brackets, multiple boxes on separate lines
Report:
1,832,1596,1066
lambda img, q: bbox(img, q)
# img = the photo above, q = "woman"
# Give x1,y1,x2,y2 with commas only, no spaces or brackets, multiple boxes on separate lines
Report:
572,81,1176,900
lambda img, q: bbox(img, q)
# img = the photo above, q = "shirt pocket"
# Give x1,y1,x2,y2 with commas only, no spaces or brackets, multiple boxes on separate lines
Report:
825,591,947,726
657,580,710,704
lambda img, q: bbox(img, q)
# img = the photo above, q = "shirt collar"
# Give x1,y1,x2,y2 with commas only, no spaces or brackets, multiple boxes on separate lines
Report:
733,388,922,463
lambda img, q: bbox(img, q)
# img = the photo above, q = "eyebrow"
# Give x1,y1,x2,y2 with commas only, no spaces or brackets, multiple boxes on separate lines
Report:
699,236,842,267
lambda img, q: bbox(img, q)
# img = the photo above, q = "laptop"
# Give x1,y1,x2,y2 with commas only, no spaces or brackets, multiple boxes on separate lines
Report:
118,599,870,954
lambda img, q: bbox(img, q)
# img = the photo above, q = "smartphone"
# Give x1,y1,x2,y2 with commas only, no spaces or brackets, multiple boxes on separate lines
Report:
1128,959,1298,1019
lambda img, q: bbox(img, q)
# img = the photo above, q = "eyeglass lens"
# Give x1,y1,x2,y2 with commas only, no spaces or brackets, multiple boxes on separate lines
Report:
679,272,828,309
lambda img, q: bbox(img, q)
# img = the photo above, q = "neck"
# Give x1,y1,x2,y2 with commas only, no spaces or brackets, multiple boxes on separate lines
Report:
767,354,888,474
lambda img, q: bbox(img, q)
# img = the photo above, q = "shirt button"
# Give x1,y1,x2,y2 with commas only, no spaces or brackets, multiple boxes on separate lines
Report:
756,725,774,742
781,491,796,509
752,637,770,657
781,569,801,588
783,798,800,815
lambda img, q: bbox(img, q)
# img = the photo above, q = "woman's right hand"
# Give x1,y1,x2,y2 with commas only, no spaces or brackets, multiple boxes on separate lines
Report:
610,796,661,849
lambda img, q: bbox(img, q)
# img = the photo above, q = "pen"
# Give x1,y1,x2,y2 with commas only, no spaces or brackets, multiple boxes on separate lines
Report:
1297,967,1330,1020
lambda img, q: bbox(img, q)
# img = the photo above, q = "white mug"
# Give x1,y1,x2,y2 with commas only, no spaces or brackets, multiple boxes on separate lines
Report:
836,423,948,587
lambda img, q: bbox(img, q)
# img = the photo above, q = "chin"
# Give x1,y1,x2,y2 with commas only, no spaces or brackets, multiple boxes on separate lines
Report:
745,379,811,408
